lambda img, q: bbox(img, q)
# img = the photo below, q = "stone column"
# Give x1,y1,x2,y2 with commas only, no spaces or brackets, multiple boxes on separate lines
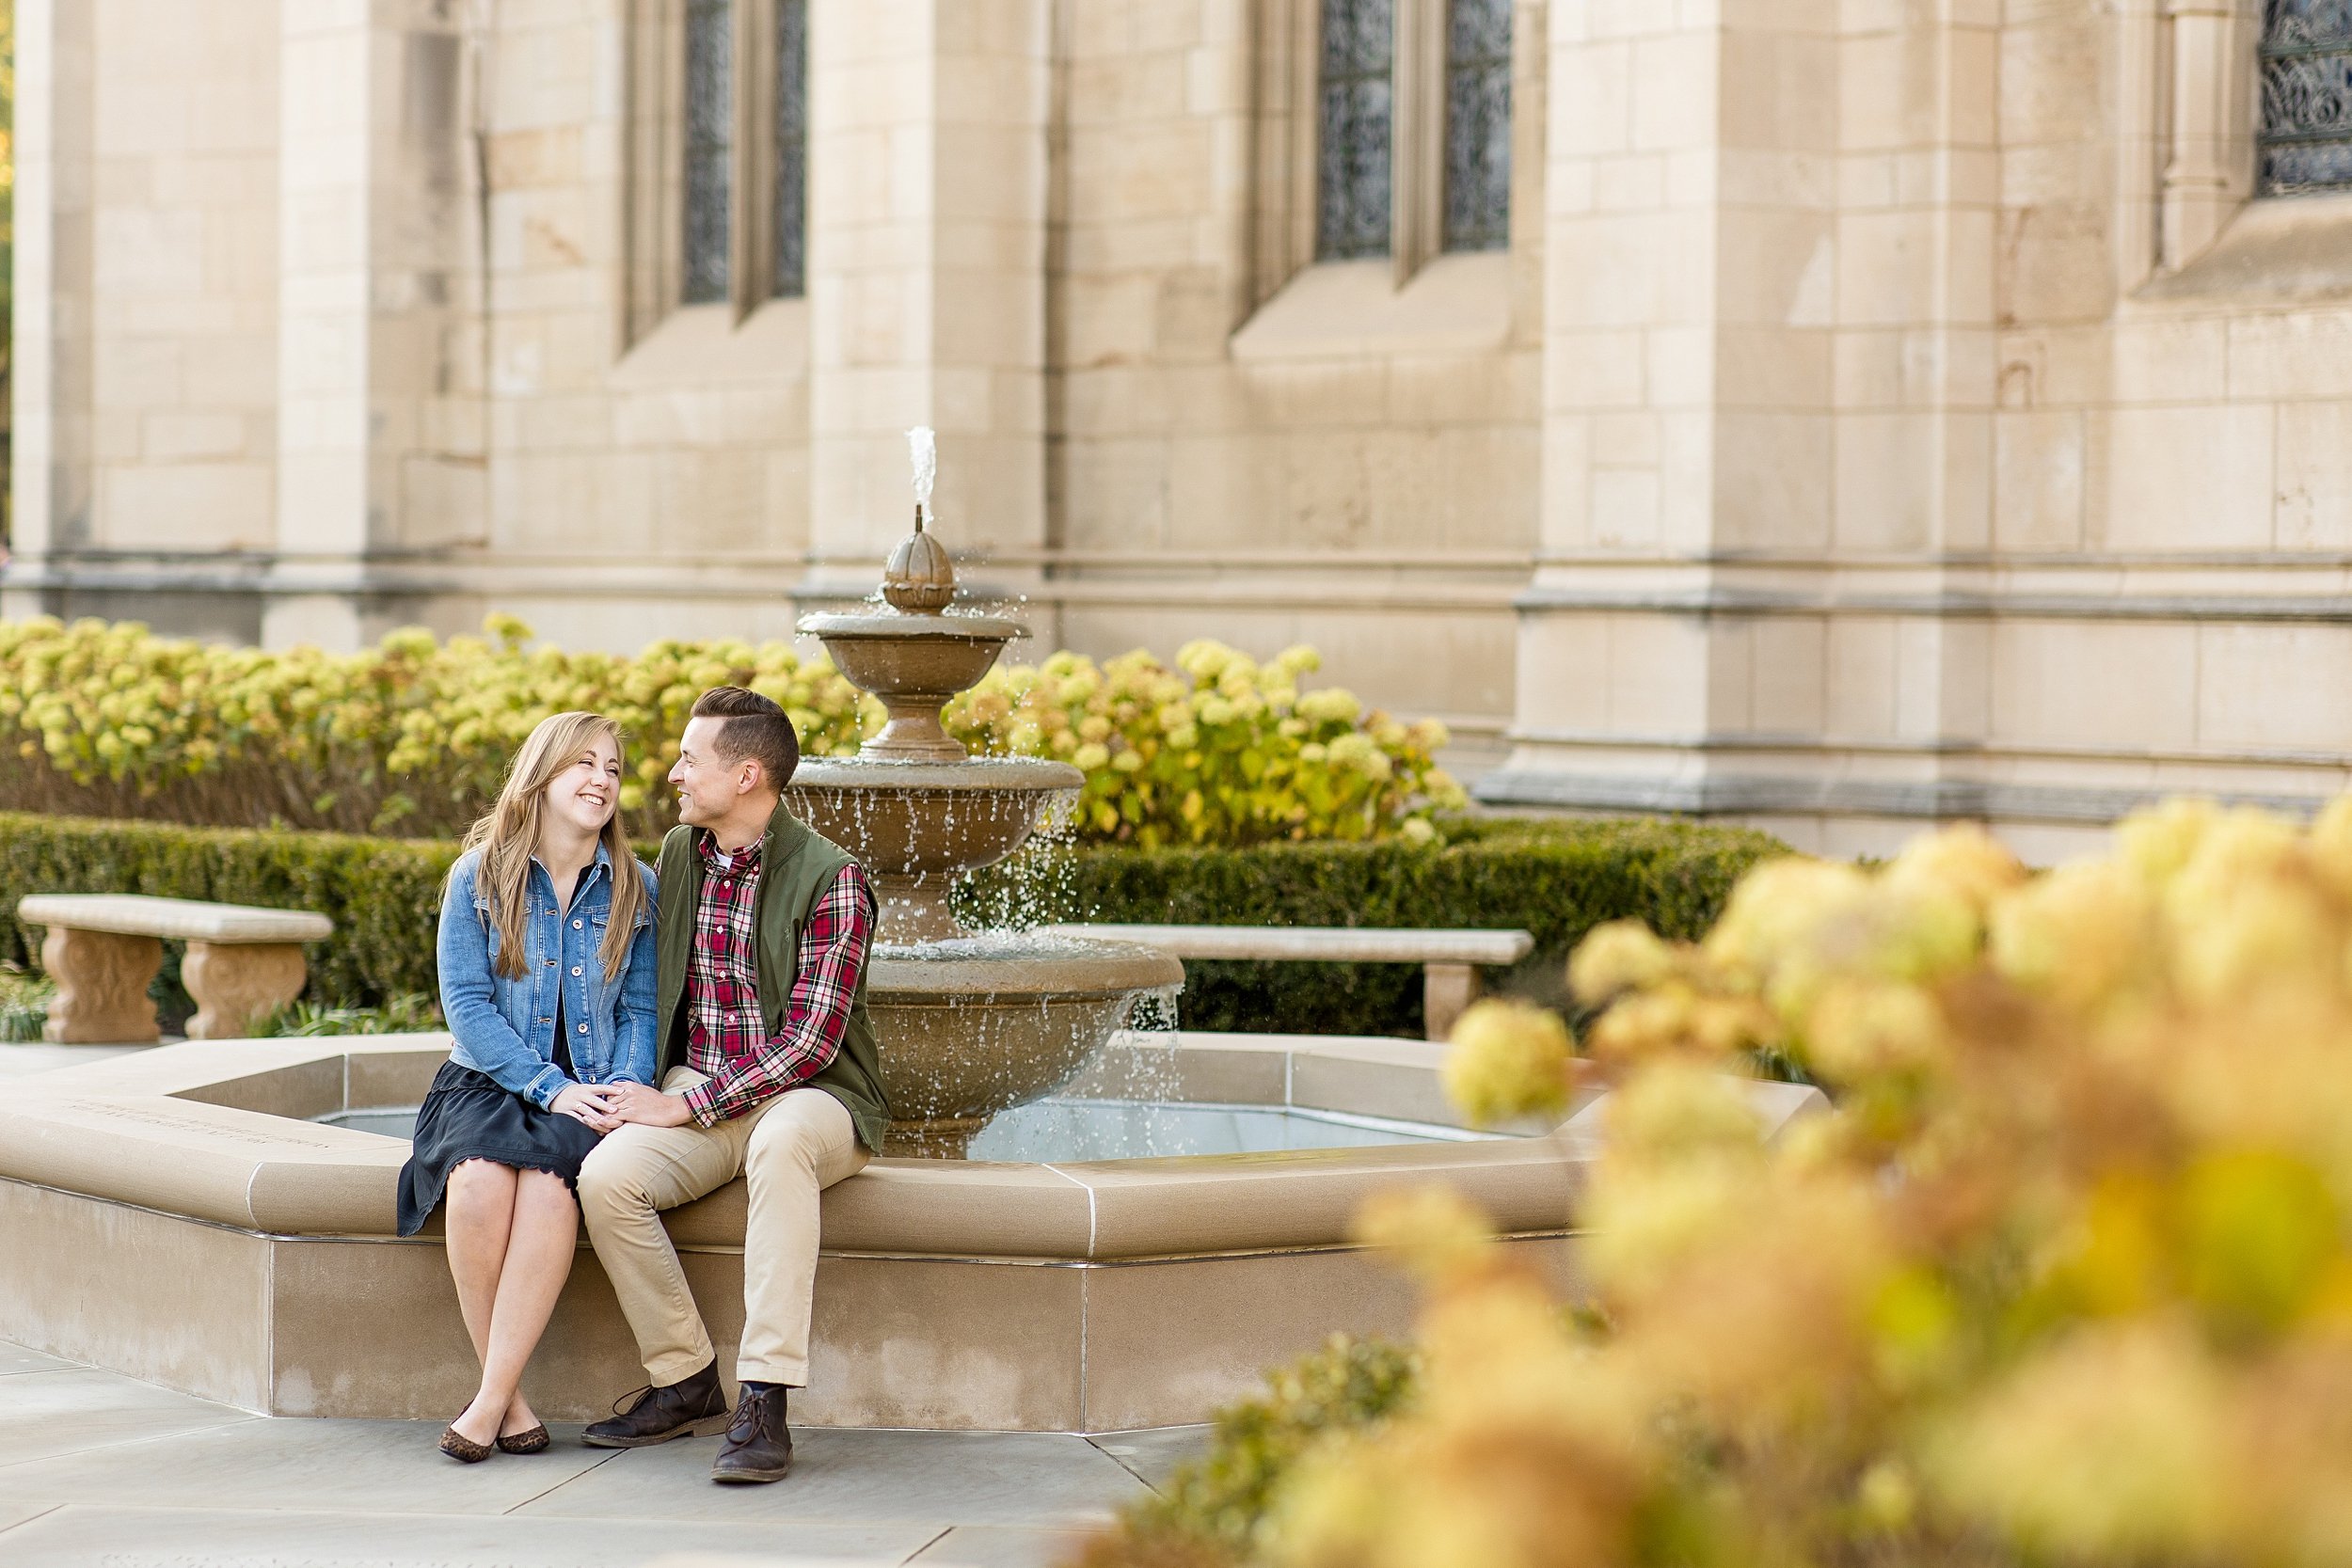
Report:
0,0,97,622
1487,6,1999,855
1490,8,1842,820
266,0,485,651
803,0,1052,617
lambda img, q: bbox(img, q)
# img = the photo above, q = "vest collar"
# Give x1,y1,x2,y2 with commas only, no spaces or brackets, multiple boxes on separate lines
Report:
762,796,814,864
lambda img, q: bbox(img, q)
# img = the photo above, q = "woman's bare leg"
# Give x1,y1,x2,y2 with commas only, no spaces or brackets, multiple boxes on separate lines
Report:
453,1170,580,1444
442,1159,517,1411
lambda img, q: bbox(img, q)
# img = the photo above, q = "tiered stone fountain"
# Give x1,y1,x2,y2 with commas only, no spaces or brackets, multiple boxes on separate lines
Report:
787,441,1182,1157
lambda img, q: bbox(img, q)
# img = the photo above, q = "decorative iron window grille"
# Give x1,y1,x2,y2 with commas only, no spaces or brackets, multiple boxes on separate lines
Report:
682,0,735,303
1443,0,1511,249
773,0,808,297
1317,0,1395,259
2261,0,2352,194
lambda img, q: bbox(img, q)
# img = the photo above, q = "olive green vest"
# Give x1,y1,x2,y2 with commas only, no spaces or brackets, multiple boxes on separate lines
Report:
653,799,891,1154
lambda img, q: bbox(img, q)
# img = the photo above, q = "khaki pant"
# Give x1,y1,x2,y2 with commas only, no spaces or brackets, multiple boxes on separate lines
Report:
577,1067,869,1386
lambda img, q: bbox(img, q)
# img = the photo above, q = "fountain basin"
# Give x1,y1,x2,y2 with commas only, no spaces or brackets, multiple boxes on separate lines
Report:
787,757,1082,944
799,610,1025,762
0,1033,1825,1431
0,1033,1805,1433
866,935,1185,1156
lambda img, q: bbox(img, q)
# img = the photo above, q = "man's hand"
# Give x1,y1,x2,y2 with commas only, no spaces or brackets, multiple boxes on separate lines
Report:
550,1083,623,1133
609,1081,695,1128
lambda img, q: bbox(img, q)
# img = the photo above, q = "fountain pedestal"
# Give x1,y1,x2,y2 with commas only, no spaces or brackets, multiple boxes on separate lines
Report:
791,510,1181,1157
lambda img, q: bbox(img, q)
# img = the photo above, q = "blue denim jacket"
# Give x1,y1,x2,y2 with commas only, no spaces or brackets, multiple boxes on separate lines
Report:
437,843,660,1110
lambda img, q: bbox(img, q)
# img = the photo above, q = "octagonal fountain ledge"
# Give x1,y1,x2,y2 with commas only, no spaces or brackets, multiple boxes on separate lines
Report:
0,1030,1828,1431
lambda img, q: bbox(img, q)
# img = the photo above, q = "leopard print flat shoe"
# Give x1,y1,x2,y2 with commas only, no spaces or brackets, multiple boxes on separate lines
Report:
496,1424,551,1454
438,1423,495,1464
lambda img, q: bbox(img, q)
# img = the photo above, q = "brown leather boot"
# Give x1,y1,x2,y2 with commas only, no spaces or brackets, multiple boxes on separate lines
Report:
580,1360,729,1449
710,1384,794,1483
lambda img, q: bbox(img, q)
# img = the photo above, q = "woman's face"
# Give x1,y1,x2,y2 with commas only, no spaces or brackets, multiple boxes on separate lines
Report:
545,731,623,835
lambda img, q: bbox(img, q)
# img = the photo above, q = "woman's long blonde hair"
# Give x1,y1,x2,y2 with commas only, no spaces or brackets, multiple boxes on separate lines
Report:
460,711,648,981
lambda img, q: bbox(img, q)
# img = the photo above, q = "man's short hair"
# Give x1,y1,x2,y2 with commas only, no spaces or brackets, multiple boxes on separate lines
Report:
691,686,800,792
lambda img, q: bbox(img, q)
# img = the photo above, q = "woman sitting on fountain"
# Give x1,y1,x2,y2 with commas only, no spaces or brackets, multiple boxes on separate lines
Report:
396,710,660,1464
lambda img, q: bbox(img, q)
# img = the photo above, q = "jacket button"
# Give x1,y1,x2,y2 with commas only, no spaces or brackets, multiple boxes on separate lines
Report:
572,966,582,976
578,1022,589,1034
573,919,584,929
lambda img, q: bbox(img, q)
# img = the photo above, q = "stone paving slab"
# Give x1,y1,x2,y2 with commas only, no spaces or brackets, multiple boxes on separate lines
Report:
0,1367,259,1467
0,1505,926,1567
908,1525,1098,1566
0,1413,616,1515
0,1341,73,1375
519,1427,1149,1528
1089,1426,1210,1492
0,1341,1206,1568
0,1500,61,1534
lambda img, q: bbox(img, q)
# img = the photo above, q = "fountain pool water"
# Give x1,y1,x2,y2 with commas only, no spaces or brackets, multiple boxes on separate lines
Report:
316,1093,1505,1160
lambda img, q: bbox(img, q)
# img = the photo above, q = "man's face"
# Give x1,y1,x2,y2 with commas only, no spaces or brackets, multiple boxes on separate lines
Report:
669,716,754,826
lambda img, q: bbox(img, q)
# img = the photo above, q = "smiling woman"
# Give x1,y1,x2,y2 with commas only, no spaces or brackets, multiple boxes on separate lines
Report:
395,709,661,1463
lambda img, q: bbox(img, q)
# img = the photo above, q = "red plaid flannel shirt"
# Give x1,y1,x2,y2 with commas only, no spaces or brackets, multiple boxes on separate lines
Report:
681,832,874,1126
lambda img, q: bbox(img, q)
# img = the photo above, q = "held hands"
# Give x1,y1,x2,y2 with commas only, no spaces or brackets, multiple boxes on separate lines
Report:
606,1080,695,1128
550,1083,624,1133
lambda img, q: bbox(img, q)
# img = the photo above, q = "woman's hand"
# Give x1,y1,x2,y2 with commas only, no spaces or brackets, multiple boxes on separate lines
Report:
607,1081,694,1128
550,1083,623,1133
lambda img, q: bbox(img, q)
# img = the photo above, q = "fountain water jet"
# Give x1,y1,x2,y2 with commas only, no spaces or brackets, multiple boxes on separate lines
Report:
787,432,1183,1157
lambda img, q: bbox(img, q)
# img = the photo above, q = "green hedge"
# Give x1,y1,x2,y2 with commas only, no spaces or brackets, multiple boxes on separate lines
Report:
0,812,460,1007
963,815,1788,1036
1,811,1788,1036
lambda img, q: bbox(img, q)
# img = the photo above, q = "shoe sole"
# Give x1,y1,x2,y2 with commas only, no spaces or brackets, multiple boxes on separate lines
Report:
580,1412,732,1449
710,1460,793,1484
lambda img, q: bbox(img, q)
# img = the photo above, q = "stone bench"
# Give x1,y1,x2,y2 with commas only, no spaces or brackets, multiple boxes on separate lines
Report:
1041,923,1537,1040
16,894,336,1043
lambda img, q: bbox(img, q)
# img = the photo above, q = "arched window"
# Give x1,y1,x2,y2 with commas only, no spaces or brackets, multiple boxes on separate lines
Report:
1309,0,1514,268
1442,0,1512,251
1317,0,1396,259
772,0,808,297
636,0,807,332
681,0,735,303
2259,0,2352,193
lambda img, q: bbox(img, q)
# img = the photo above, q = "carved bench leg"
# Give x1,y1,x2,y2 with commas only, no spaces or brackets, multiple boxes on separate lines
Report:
39,927,163,1044
1423,961,1482,1042
183,942,310,1040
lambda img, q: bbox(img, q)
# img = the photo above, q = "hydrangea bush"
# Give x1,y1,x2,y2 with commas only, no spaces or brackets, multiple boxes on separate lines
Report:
1095,800,2352,1568
0,616,1461,845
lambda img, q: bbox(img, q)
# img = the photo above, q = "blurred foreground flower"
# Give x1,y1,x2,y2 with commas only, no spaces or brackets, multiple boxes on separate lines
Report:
1087,801,2352,1568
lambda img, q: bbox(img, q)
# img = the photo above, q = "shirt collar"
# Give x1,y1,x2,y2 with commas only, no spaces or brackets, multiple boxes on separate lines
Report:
699,831,762,878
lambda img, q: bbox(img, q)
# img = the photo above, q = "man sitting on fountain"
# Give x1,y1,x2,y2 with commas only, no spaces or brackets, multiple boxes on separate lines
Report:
578,685,890,1484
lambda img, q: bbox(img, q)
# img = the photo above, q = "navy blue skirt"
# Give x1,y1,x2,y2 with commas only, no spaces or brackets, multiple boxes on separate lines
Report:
395,1059,602,1237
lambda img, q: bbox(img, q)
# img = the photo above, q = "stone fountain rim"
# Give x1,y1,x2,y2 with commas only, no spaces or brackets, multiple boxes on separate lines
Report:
799,610,1026,641
866,942,1185,999
789,756,1085,792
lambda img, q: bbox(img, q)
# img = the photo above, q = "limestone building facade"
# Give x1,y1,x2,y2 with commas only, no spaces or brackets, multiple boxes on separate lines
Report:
8,0,2352,858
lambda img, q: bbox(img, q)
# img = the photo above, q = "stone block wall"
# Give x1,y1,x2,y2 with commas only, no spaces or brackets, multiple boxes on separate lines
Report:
14,0,2352,845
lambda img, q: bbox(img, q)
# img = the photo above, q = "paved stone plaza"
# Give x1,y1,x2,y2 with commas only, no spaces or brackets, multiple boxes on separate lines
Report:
0,1336,1201,1567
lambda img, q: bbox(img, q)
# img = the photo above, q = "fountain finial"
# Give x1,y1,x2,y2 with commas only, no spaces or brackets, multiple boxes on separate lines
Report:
885,426,957,611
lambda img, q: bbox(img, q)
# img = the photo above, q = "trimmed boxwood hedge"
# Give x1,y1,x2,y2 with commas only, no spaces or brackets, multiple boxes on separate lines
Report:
963,815,1788,1035
0,813,462,1009
0,811,1788,1037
